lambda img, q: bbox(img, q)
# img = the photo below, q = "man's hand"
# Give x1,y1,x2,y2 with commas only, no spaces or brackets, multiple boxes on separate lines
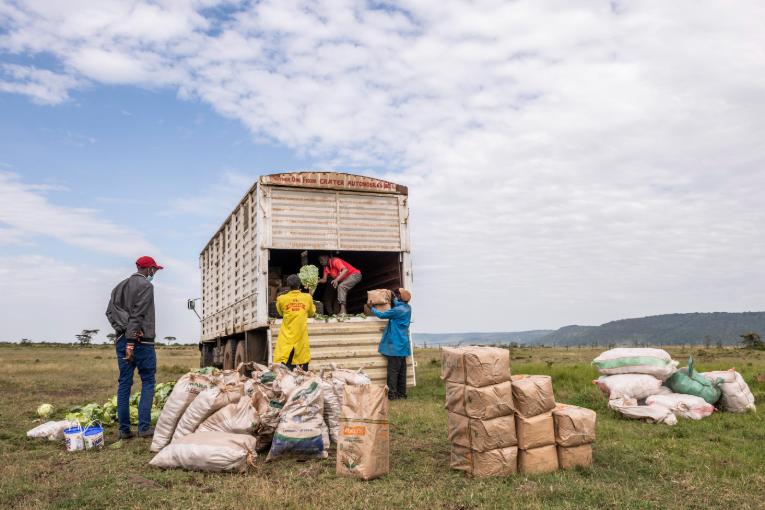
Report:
331,279,339,288
124,343,135,362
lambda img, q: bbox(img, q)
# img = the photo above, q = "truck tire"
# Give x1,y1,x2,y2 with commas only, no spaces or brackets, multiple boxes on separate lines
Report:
223,339,236,370
200,343,214,368
235,340,246,369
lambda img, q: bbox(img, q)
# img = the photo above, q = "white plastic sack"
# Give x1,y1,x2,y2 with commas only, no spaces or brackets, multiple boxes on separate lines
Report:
645,393,715,420
593,348,678,380
330,367,371,386
197,396,259,435
172,384,242,442
608,397,677,425
149,431,257,472
702,370,756,413
267,377,329,461
320,368,371,444
594,374,663,400
26,420,76,441
151,373,214,452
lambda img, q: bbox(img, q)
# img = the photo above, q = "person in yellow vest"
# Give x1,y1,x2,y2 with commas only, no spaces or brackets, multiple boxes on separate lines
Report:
274,274,316,370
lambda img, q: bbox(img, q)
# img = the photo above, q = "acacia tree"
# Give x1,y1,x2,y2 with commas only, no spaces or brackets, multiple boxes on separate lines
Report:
106,333,117,344
75,329,99,347
740,331,764,350
164,336,177,345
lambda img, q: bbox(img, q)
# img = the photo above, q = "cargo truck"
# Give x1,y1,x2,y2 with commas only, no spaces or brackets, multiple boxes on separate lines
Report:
195,171,415,386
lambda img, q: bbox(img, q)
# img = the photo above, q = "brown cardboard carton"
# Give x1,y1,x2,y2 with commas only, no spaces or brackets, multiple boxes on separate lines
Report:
515,412,555,450
445,381,515,419
557,443,593,469
441,346,511,387
511,375,556,417
448,412,517,452
552,404,597,447
450,444,518,477
518,444,559,475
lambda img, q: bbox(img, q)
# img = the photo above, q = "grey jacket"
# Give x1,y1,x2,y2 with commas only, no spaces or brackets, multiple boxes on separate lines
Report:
106,273,156,340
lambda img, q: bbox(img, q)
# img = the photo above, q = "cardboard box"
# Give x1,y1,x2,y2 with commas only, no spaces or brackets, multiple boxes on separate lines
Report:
448,412,517,452
515,412,555,450
511,375,556,417
441,346,511,387
450,444,518,477
445,381,515,420
557,443,593,469
553,404,597,447
518,444,559,475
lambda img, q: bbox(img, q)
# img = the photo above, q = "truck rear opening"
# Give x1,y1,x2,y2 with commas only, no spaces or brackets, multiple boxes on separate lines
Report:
197,172,415,387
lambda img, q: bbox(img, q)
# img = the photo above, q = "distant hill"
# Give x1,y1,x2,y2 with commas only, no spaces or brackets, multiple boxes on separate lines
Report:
533,312,765,346
413,330,553,347
413,312,765,348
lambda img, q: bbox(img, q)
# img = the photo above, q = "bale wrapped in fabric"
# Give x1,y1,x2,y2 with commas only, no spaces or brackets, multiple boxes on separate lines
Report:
447,412,517,452
665,357,721,405
594,374,663,400
701,369,756,413
511,375,556,417
592,348,678,380
515,412,555,450
149,432,257,472
557,443,593,469
445,381,515,420
450,444,518,477
267,377,329,461
441,346,511,387
518,444,559,475
337,384,389,480
552,404,597,447
172,384,243,442
607,397,677,425
197,396,260,434
645,393,715,420
151,373,215,452
367,289,392,305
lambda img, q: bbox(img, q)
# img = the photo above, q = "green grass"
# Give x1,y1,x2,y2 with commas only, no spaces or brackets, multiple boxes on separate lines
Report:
1,344,764,509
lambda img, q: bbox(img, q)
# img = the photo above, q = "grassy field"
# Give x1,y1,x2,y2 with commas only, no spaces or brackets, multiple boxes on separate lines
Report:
1,344,764,510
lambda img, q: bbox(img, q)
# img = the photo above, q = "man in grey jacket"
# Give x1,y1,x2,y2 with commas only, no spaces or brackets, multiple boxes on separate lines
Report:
106,256,163,439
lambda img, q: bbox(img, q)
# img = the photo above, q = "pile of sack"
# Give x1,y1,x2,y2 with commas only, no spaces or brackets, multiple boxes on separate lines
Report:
442,346,597,477
148,363,388,476
593,348,756,425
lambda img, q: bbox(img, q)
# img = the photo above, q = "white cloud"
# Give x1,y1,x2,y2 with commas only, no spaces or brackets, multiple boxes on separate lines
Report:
0,63,81,104
1,1,764,332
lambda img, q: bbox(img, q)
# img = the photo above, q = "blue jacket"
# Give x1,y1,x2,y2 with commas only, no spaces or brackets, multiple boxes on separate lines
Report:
372,300,412,357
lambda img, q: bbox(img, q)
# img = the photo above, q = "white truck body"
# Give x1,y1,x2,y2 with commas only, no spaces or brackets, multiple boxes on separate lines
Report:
198,171,415,386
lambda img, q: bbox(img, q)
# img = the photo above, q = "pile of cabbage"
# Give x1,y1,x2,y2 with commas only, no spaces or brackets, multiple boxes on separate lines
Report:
63,381,175,426
298,264,319,292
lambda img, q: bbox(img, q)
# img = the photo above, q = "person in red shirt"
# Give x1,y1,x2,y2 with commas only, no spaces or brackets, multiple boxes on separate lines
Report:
317,254,362,315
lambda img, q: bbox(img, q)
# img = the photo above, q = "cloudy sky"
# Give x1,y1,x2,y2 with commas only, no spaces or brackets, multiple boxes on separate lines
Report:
1,0,763,342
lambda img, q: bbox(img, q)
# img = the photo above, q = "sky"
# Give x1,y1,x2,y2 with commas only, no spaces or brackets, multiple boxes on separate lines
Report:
1,0,764,343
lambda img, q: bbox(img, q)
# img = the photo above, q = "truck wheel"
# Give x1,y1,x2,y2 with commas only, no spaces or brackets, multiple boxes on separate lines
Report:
235,340,246,368
200,344,214,368
223,339,236,370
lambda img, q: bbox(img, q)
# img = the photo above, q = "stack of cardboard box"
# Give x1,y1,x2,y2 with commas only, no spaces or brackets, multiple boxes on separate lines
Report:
442,346,596,477
442,346,518,477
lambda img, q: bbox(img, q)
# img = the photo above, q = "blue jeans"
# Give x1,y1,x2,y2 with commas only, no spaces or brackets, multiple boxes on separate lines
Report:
116,336,156,433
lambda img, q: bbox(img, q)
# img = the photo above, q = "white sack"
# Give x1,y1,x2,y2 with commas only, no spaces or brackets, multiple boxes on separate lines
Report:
645,393,715,420
592,348,678,380
172,384,242,442
149,431,257,472
701,370,756,413
26,420,76,441
197,396,259,435
151,373,214,452
320,368,371,444
608,398,677,425
594,374,663,400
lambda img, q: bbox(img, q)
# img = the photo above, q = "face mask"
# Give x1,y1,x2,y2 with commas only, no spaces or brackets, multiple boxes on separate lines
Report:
146,270,155,282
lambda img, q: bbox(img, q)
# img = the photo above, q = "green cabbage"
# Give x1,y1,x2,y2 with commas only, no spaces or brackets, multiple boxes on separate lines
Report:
37,403,54,418
298,265,319,291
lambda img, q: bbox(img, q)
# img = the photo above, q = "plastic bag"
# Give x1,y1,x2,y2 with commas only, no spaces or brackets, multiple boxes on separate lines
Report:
645,393,715,420
702,369,756,413
594,374,663,400
267,377,329,461
665,357,721,405
149,431,256,472
592,348,678,380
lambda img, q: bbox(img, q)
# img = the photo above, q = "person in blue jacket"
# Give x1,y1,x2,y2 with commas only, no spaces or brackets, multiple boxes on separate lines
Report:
371,288,412,400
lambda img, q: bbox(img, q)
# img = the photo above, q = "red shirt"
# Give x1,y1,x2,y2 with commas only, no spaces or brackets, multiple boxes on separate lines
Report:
323,257,360,280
